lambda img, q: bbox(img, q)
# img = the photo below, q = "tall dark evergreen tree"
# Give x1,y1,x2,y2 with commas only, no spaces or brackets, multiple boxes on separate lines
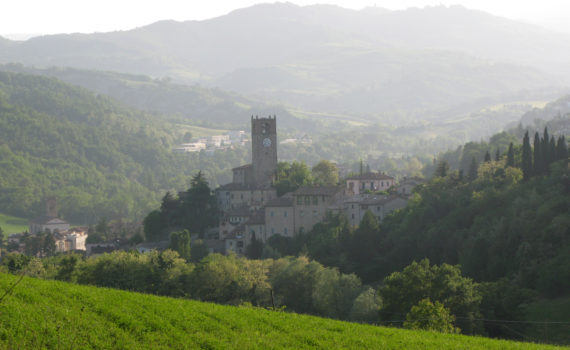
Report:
556,136,568,162
533,132,541,176
246,233,263,259
484,151,491,163
494,148,500,162
506,142,515,167
541,128,550,174
522,131,532,181
549,136,556,167
181,171,218,238
468,156,478,181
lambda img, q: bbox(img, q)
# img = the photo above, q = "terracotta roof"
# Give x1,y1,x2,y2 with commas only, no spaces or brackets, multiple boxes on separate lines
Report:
232,164,253,171
346,173,394,181
265,195,293,207
293,186,343,196
216,182,274,191
29,215,69,225
343,194,404,206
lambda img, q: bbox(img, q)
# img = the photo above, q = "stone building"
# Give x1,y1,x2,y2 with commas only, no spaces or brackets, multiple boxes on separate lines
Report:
396,177,425,196
264,195,295,240
29,197,70,234
292,186,345,234
340,195,408,227
54,227,88,253
346,173,395,195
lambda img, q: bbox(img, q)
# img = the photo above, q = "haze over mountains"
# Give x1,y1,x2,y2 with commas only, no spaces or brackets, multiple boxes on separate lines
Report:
1,3,569,123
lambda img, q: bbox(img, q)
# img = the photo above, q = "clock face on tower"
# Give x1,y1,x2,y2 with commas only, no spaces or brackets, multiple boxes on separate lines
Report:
263,138,272,147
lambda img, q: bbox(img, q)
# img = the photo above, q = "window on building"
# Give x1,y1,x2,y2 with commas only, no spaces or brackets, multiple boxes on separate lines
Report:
240,194,244,200
237,241,244,248
296,196,303,205
312,196,318,205
362,183,365,189
370,182,374,189
381,181,384,187
304,196,311,205
300,210,304,217
351,213,355,219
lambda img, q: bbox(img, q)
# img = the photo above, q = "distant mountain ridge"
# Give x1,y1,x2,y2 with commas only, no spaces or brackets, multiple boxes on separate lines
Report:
0,3,568,119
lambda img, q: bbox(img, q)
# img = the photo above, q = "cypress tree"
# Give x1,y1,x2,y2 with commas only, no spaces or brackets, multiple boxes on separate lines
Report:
484,151,491,163
506,142,515,167
522,131,532,180
468,156,478,181
495,148,500,161
549,136,556,171
556,136,568,162
541,128,550,173
533,132,541,176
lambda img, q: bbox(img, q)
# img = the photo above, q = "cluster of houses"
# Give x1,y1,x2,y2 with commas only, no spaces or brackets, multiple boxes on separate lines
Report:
173,131,247,154
8,116,423,258
7,198,88,254
213,116,423,255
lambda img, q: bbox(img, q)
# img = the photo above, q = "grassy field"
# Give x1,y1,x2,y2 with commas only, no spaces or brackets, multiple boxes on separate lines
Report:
168,123,229,137
0,274,567,349
0,213,27,234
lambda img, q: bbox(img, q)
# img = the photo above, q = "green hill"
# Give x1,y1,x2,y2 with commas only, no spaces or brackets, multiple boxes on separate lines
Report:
0,70,250,223
0,273,564,349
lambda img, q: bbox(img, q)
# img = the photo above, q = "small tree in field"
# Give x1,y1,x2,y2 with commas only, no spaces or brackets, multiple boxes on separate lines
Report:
404,298,460,333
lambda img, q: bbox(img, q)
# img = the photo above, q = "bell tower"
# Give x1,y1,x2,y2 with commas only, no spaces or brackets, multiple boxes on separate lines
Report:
46,196,57,218
251,115,277,187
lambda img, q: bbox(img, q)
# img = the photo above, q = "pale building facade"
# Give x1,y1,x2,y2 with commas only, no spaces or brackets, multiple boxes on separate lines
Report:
264,195,295,240
292,186,344,234
54,228,88,253
29,217,70,235
346,173,395,195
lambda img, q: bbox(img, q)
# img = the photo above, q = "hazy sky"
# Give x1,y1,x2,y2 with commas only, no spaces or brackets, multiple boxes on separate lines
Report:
2,0,569,39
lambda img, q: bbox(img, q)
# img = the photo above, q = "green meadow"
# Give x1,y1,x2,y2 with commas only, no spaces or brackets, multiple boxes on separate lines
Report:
0,274,566,349
0,213,27,234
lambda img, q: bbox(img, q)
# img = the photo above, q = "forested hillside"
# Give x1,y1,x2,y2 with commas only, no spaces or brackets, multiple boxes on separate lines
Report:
0,71,248,223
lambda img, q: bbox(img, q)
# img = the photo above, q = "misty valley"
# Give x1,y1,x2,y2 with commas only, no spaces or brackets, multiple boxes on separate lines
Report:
0,3,569,349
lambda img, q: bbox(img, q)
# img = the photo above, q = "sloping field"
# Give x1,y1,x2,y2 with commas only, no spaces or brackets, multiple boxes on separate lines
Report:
0,274,566,349
0,213,27,234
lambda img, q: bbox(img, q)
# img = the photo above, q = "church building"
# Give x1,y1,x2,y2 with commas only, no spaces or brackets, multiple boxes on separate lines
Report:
216,116,279,247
